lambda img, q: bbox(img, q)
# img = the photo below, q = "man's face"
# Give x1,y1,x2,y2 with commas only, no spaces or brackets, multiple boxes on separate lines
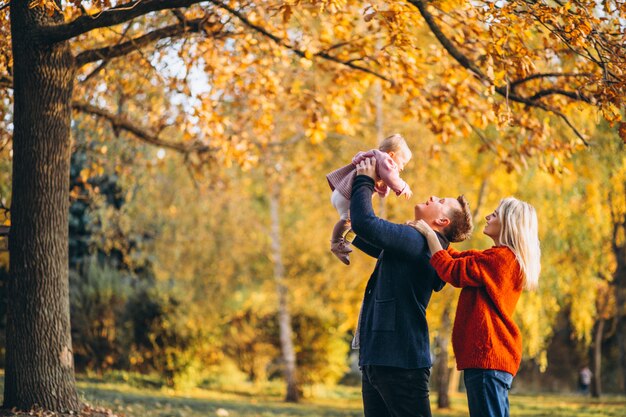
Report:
414,196,462,228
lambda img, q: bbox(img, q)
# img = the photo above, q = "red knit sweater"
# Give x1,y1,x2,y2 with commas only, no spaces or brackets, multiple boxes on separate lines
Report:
430,246,523,376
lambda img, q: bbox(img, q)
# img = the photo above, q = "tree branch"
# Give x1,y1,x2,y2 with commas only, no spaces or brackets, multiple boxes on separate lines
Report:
36,0,211,44
545,104,589,146
72,100,217,154
80,22,132,79
509,72,594,90
82,60,110,83
207,0,392,83
408,0,487,82
466,120,499,157
410,0,589,145
38,0,390,82
528,88,591,103
472,177,489,222
0,75,12,89
75,17,224,67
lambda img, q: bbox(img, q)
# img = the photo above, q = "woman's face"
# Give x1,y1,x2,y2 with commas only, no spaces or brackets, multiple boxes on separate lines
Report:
483,207,502,241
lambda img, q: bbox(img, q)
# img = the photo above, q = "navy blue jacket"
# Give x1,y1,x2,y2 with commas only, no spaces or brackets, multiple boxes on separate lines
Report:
351,175,448,369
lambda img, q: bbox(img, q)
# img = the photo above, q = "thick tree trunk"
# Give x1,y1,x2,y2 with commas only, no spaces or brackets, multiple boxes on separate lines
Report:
268,186,299,402
590,318,604,398
4,2,80,411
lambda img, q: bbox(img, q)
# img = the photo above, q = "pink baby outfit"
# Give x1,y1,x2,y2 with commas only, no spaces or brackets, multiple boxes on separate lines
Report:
326,149,411,266
326,149,411,199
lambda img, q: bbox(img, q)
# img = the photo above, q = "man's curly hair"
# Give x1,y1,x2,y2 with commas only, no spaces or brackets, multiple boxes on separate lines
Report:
444,195,473,242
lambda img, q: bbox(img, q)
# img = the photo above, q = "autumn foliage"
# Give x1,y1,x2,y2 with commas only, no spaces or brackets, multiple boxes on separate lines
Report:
0,0,625,412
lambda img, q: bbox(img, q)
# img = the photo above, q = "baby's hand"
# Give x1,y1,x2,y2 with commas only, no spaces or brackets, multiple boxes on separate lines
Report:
403,189,413,200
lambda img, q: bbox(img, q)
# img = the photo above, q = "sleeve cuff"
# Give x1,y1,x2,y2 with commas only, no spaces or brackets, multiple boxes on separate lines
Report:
430,249,450,267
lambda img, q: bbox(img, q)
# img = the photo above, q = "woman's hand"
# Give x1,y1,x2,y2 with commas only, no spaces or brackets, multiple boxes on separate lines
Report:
407,219,444,254
356,157,377,180
406,219,436,237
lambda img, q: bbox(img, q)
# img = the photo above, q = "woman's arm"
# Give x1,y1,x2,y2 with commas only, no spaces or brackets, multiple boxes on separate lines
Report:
429,250,491,288
447,246,484,258
408,219,491,288
406,223,481,258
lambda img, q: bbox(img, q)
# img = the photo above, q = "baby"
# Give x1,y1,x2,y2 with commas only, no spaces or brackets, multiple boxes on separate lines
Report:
326,133,413,265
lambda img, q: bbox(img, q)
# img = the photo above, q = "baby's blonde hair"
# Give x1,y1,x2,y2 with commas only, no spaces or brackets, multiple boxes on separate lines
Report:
379,133,409,155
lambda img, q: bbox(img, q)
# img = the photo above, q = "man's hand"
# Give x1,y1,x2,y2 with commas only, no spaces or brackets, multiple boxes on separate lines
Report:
406,219,436,238
356,157,377,180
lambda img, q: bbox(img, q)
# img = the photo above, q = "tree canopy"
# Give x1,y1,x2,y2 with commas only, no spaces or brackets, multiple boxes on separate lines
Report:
2,1,625,170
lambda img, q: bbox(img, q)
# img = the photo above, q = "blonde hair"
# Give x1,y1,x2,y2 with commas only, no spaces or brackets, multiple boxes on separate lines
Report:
497,197,541,291
379,133,410,156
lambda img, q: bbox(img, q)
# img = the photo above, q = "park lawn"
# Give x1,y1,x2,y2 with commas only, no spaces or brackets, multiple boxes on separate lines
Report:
73,376,626,417
1,375,625,416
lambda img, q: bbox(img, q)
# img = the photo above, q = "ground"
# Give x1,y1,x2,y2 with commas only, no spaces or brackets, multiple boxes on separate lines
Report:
77,377,626,417
2,376,626,417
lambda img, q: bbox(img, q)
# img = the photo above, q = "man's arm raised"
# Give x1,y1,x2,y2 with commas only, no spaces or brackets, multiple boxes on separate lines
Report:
350,158,425,259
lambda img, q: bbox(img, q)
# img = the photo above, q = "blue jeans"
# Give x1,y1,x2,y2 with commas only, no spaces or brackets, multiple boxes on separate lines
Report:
464,369,514,417
362,365,432,417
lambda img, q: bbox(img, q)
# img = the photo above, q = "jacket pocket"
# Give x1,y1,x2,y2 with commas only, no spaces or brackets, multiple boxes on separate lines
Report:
372,298,396,332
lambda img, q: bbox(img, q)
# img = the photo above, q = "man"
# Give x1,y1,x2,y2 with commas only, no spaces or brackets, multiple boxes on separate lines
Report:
350,157,473,417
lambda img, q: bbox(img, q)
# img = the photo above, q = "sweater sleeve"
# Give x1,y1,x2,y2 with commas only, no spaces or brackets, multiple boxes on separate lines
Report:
447,247,484,258
350,175,425,260
352,150,375,165
430,248,513,288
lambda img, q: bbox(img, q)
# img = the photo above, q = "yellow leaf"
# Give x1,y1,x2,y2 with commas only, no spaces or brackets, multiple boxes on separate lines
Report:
601,103,622,125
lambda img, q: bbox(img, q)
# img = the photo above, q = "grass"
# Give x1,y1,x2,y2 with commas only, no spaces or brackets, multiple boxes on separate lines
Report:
1,374,625,416
72,376,626,417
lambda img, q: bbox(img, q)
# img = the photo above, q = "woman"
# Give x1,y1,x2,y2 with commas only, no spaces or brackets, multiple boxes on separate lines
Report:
410,197,540,417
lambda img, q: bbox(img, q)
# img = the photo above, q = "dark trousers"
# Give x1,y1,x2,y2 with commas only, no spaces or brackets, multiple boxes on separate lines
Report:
362,365,432,417
464,369,514,417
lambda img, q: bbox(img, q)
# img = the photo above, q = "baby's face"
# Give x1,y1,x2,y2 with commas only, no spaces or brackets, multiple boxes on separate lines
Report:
391,147,412,171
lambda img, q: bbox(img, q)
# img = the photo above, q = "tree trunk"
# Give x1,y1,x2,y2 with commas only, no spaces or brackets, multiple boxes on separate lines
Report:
374,76,386,219
613,221,626,392
4,3,80,411
590,318,604,398
268,186,299,402
615,256,626,392
448,368,461,396
435,304,452,408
